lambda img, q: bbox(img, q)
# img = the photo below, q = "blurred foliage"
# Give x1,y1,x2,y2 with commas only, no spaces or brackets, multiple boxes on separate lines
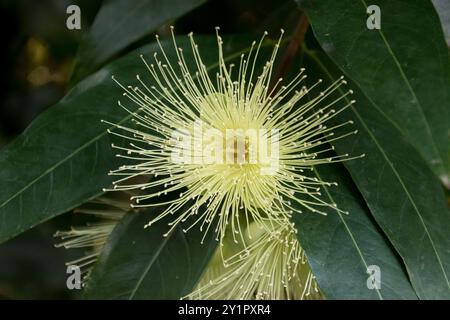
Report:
0,0,101,299
0,0,100,144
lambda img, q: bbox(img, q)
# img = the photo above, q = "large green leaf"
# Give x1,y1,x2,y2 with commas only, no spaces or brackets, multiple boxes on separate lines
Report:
302,50,450,299
298,0,450,181
70,0,207,84
0,36,258,244
293,164,417,300
83,205,217,299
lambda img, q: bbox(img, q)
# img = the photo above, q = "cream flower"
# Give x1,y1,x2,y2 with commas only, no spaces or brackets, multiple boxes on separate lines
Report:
188,220,320,300
105,27,361,244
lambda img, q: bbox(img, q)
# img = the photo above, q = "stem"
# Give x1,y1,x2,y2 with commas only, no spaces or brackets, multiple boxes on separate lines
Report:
272,13,310,88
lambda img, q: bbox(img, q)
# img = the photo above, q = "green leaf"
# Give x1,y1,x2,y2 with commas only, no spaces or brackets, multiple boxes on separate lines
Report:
299,0,450,181
302,50,450,299
83,205,217,299
70,0,207,84
293,164,417,300
0,36,258,244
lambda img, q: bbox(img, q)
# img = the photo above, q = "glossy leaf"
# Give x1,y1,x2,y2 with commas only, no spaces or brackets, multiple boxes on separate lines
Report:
293,164,417,300
84,206,217,299
299,0,450,181
0,36,258,244
302,50,450,299
70,0,207,83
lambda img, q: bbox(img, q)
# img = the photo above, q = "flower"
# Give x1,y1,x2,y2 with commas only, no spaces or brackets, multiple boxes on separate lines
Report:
54,192,134,283
104,27,362,244
187,220,320,300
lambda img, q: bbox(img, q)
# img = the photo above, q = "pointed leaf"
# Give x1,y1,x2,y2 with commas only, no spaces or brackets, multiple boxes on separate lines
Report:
299,0,450,181
70,0,207,84
302,51,450,299
293,164,417,300
84,206,216,299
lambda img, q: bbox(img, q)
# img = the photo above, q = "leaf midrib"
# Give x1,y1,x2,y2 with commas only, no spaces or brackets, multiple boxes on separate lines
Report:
307,49,450,294
313,168,384,300
359,0,445,174
128,227,172,299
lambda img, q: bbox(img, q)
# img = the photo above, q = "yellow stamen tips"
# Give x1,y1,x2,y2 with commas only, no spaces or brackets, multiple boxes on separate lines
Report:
106,28,360,244
187,221,321,300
